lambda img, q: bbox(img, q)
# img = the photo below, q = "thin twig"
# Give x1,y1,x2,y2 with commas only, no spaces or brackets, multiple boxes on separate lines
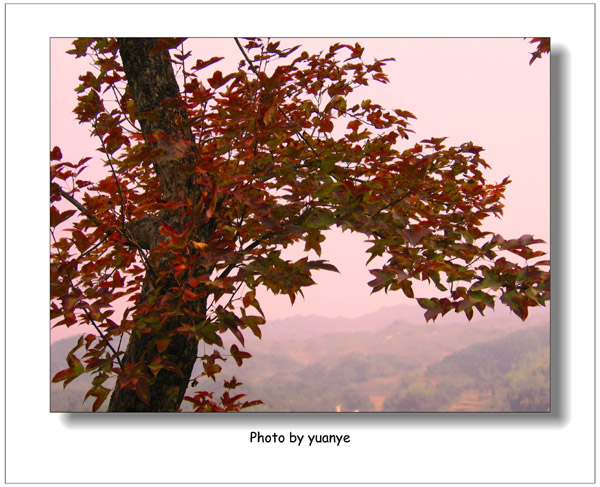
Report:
92,125,128,229
234,38,332,178
56,187,157,279
51,221,124,368
371,190,412,219
57,187,104,228
63,275,124,369
77,233,110,261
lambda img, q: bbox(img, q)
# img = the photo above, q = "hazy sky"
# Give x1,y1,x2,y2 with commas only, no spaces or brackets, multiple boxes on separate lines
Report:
50,38,549,340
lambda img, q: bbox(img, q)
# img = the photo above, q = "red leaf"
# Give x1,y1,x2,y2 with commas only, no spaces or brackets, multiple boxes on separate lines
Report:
193,56,224,71
230,344,252,367
216,307,245,346
50,146,63,161
155,130,192,161
228,326,245,347
158,222,182,237
156,337,171,353
161,360,183,376
224,376,243,389
319,118,334,133
52,351,84,388
51,368,73,385
84,385,110,412
372,72,390,84
182,289,201,302
207,71,224,89
206,182,218,219
242,290,256,309
149,38,187,54
135,378,151,404
402,227,433,246
240,400,264,410
529,38,550,65
307,260,340,273
518,234,545,246
394,109,417,119
347,119,361,131
241,313,265,339
50,207,77,227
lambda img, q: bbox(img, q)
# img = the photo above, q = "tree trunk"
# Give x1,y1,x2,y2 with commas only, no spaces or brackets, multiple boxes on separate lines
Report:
108,38,203,412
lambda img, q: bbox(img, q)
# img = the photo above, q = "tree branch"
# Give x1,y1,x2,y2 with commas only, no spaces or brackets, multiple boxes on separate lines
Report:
57,187,104,228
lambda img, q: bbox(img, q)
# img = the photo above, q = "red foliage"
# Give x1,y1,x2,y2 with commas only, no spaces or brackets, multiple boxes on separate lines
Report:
529,37,550,65
51,38,550,411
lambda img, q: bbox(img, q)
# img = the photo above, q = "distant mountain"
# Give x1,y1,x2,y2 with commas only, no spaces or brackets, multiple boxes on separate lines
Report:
243,302,548,343
240,303,548,366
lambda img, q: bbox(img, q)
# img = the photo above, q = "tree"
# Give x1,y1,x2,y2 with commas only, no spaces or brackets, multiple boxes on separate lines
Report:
51,38,550,412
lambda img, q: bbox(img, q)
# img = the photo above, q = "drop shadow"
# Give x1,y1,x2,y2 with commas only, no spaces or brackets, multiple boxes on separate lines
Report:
60,48,566,432
547,46,569,424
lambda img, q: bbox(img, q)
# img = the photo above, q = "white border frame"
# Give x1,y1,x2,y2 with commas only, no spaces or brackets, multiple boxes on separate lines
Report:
4,2,595,484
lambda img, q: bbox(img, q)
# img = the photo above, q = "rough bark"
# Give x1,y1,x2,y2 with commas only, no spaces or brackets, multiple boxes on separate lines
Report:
108,38,203,412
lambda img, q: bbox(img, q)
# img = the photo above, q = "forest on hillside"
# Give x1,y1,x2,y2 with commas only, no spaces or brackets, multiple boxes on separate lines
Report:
384,325,549,412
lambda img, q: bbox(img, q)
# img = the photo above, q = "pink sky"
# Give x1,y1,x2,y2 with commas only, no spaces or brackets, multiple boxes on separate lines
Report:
50,38,549,341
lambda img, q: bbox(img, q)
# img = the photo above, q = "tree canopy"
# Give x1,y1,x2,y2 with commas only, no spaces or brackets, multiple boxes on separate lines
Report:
51,37,550,411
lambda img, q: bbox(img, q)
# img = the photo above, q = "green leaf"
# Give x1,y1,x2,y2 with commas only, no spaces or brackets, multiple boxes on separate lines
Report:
66,38,95,58
305,209,336,229
367,269,395,293
500,290,529,320
240,311,265,339
203,362,222,381
320,158,336,174
467,290,495,310
216,306,245,346
400,279,414,299
416,298,451,322
471,268,502,291
304,231,326,256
